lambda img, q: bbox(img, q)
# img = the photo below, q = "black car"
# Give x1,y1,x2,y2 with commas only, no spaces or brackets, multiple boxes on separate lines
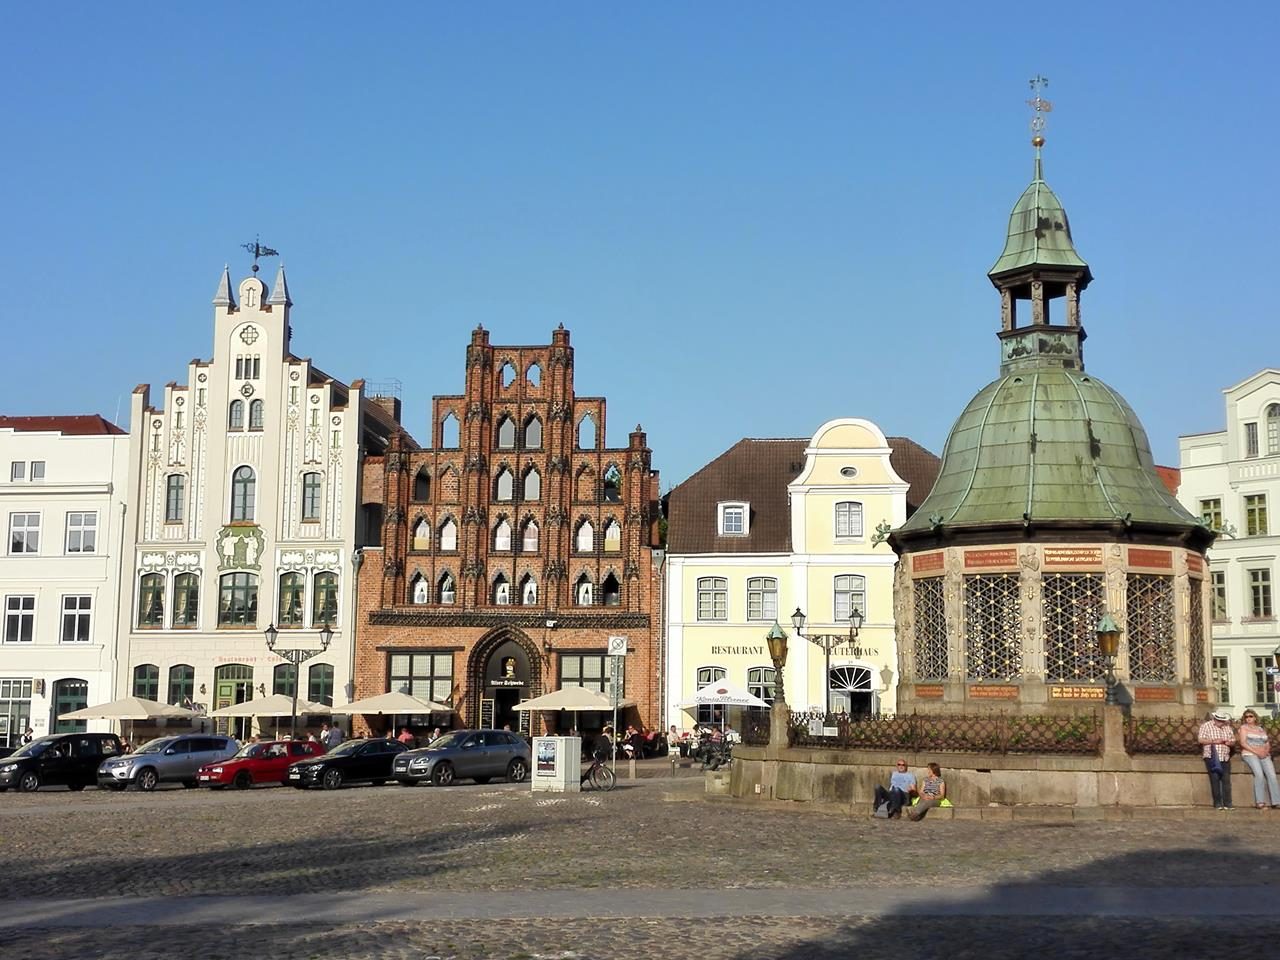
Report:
286,738,407,790
0,733,124,793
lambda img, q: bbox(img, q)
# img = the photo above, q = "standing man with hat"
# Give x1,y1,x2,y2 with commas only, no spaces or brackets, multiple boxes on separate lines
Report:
1198,710,1236,810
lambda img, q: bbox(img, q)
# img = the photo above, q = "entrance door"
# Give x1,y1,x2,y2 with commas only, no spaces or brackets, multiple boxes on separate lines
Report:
493,689,520,732
480,639,533,731
53,679,89,733
214,664,254,740
828,666,874,716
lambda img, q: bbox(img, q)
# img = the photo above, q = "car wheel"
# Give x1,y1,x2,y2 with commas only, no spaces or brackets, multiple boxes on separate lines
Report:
18,771,40,793
68,783,86,792
136,768,159,792
322,768,344,791
181,781,197,789
431,761,455,787
473,776,491,785
506,758,528,784
233,771,253,790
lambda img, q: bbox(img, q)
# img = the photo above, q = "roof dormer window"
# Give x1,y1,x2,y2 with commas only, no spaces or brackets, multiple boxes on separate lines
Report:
718,501,749,537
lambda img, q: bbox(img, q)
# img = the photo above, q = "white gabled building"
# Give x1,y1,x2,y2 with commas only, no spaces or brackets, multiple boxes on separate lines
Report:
1178,369,1280,715
117,265,397,738
0,415,129,745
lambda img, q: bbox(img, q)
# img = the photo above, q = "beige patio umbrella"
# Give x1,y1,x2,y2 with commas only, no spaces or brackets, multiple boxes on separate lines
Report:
58,696,198,747
514,685,635,712
329,691,452,738
210,693,331,738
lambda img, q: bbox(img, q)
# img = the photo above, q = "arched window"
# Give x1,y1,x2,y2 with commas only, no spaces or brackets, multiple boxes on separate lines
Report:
496,416,516,449
493,574,511,605
440,412,460,448
278,572,306,626
308,663,335,706
301,472,322,521
411,574,430,604
575,574,594,606
438,573,456,605
138,573,165,627
524,416,543,449
829,665,874,716
834,574,866,622
747,666,777,707
746,577,778,621
218,572,258,627
523,467,542,500
494,518,512,551
526,363,541,388
603,519,622,551
495,468,514,501
312,571,338,626
1268,403,1280,455
521,519,540,552
228,400,244,430
695,666,727,724
697,577,728,621
168,664,195,706
248,399,265,431
520,574,538,606
602,573,621,607
133,664,159,700
273,663,295,697
413,467,430,502
835,502,864,539
500,362,516,388
577,414,597,450
230,466,255,522
412,518,431,551
575,520,594,552
439,518,458,551
603,465,621,502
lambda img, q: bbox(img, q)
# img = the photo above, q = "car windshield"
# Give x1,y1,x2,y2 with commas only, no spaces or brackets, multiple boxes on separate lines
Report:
325,740,364,757
232,743,266,759
428,732,468,750
10,737,56,758
136,738,178,755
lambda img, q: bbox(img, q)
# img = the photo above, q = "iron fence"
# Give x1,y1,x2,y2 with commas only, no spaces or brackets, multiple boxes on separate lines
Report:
786,711,1102,756
1126,714,1280,757
742,713,771,747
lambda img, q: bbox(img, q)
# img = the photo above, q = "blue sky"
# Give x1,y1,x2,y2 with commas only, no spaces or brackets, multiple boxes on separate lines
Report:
2,3,1276,487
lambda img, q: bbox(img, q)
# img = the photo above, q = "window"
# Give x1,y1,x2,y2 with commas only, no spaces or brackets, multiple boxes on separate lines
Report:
524,416,542,449
389,652,453,705
494,519,512,551
1245,422,1259,459
603,519,621,551
61,595,92,643
1199,498,1222,531
9,462,23,481
138,573,165,627
278,572,305,626
30,461,44,480
441,413,460,447
575,574,593,606
561,653,622,700
577,414,597,450
1268,403,1280,455
829,665,874,716
718,502,748,537
520,575,538,606
697,577,728,620
173,573,199,628
603,465,622,503
835,501,864,539
65,512,97,553
495,468,514,501
834,574,867,622
229,400,244,430
1253,656,1277,706
308,663,335,706
413,468,430,502
218,573,259,627
438,573,456,605
248,399,264,431
230,467,256,522
1245,494,1268,536
1248,568,1273,619
493,574,511,605
522,519,539,552
746,577,778,621
9,513,39,554
52,679,87,733
526,363,541,388
496,416,516,449
411,574,429,604
412,518,431,551
747,666,777,706
439,518,458,551
576,520,594,552
301,473,322,521
273,663,296,697
1212,656,1230,705
4,596,35,643
168,664,195,706
165,475,186,522
312,572,338,625
132,664,159,700
523,467,541,501
602,573,621,606
695,666,727,724
1211,569,1228,620
500,362,516,388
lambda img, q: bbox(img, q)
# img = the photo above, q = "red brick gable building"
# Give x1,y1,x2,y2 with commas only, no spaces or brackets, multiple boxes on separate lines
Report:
354,325,662,735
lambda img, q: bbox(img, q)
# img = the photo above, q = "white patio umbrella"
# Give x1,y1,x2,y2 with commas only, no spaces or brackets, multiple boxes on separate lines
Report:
681,682,769,730
329,691,452,738
210,693,331,738
58,696,198,746
514,685,635,712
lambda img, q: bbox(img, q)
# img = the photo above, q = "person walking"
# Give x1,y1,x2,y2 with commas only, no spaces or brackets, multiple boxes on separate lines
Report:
1198,709,1235,810
907,763,947,820
1236,709,1280,809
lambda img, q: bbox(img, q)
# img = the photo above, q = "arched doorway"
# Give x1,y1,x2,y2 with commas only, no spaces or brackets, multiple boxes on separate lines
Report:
468,630,541,734
53,678,88,733
214,664,254,740
829,665,874,716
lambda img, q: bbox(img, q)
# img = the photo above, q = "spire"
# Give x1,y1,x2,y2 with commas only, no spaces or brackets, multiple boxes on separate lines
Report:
212,265,235,307
267,263,292,307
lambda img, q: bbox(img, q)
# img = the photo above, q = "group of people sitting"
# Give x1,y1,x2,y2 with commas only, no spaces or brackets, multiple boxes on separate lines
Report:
872,759,948,821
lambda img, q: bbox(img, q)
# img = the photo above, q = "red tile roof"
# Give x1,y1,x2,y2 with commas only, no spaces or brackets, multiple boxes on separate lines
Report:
0,415,125,436
1154,465,1180,496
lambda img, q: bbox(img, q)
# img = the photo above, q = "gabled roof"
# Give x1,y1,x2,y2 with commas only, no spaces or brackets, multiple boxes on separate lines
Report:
0,415,125,436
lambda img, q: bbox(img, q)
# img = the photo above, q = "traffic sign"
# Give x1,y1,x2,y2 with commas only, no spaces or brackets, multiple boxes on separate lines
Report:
607,635,628,656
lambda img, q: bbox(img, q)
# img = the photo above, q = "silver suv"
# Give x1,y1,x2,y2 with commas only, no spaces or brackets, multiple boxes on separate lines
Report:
98,735,238,791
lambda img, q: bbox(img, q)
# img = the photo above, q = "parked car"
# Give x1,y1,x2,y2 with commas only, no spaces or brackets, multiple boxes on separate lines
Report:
286,737,407,790
392,729,530,787
197,739,325,789
98,734,238,791
0,733,124,793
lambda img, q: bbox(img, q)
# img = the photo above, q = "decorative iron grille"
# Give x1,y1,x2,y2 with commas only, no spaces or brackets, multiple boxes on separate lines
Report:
1188,582,1206,686
1124,715,1202,755
963,574,1022,681
1043,573,1106,682
1126,574,1176,683
742,712,771,746
787,711,1101,756
914,576,948,680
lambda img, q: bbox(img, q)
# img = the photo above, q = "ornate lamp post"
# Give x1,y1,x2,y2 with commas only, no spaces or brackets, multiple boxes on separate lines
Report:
765,622,789,705
792,606,864,719
1095,612,1122,706
265,622,333,739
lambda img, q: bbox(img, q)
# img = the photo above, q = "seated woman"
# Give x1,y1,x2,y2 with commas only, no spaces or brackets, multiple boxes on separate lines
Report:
908,762,947,820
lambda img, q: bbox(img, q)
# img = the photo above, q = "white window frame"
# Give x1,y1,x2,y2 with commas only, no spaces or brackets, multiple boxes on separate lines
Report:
746,577,778,621
695,665,728,724
65,511,98,554
834,574,867,622
8,512,40,555
61,595,92,643
9,461,23,481
717,501,749,537
4,595,35,643
30,461,45,481
834,501,864,540
696,577,728,621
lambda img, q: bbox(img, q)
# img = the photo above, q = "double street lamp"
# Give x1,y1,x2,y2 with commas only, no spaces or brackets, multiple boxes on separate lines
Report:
265,622,333,739
791,606,863,719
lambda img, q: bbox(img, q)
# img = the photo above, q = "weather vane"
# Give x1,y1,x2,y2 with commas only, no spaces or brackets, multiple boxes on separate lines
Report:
1027,75,1052,149
241,236,280,273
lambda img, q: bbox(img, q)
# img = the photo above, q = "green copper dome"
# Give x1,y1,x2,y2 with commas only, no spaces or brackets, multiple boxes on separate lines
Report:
988,158,1093,283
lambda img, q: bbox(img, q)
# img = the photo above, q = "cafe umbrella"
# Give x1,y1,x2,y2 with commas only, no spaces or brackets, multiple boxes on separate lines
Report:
210,693,331,739
58,696,198,745
681,682,769,730
329,691,453,739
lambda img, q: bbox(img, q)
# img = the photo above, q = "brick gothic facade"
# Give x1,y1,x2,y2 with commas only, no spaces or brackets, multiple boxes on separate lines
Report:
353,325,662,736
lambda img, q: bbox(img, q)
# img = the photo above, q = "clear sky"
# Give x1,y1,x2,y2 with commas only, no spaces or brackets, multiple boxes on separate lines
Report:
2,2,1276,487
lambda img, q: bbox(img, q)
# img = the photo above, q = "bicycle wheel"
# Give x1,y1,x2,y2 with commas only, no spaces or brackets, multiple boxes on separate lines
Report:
589,764,617,792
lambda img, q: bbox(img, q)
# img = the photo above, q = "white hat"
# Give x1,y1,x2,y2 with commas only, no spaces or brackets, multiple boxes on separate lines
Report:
1211,710,1231,722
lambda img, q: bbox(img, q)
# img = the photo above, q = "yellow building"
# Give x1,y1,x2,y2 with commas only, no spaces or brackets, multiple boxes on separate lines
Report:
663,419,938,732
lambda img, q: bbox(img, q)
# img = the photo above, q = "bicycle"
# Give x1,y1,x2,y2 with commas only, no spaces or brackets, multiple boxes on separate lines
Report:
581,756,617,791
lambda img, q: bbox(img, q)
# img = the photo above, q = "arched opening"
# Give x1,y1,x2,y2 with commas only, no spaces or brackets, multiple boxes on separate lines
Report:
230,466,255,522
168,664,195,707
523,466,541,501
495,468,514,502
526,363,541,388
493,518,512,551
228,400,244,430
601,573,621,607
603,519,621,551
575,573,594,606
1268,402,1280,455
520,574,538,606
577,414,597,450
575,520,594,552
496,416,516,449
521,519,539,552
493,574,511,605
523,415,543,449
440,412,460,448
439,518,458,551
468,632,540,733
499,362,516,389
411,573,430,604
603,464,621,502
248,399,265,431
828,665,874,717
412,518,431,551
438,572,456,605
413,468,430,502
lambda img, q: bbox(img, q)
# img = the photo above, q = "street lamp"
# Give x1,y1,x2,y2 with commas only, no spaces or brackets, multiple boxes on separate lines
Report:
765,622,789,706
792,606,864,719
1095,612,1122,706
265,622,333,739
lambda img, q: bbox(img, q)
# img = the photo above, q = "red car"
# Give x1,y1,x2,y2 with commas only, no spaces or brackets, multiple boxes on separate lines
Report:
196,740,325,789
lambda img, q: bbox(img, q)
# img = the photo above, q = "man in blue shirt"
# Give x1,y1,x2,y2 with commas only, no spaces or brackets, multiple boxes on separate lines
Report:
873,759,917,819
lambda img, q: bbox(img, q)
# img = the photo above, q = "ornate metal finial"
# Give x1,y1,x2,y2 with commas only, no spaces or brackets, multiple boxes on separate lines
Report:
1027,75,1052,149
241,235,280,274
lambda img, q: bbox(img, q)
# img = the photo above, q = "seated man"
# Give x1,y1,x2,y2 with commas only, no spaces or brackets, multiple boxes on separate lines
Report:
872,758,917,819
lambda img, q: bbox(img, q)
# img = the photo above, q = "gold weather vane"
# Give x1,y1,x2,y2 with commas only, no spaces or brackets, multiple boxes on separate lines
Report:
1027,75,1053,149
